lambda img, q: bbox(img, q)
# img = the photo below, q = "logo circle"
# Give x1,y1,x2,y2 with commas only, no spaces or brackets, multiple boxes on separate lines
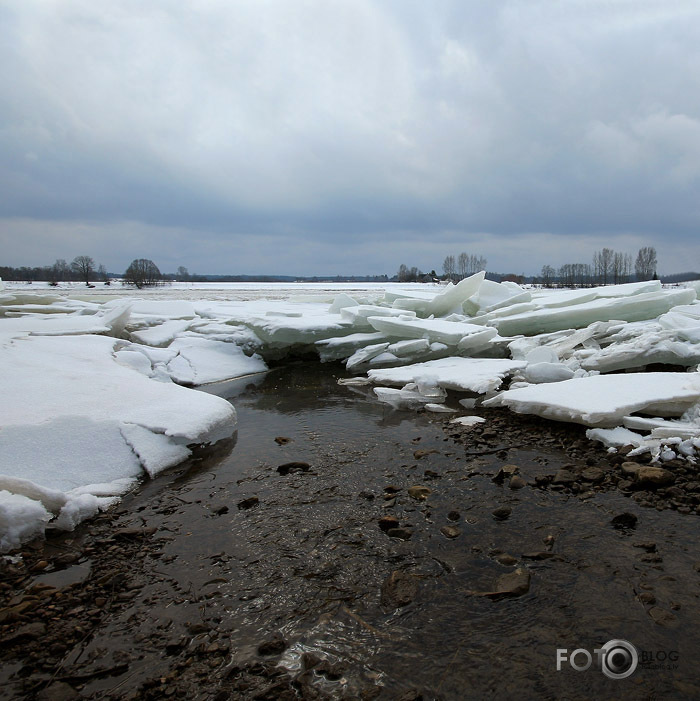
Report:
600,639,638,680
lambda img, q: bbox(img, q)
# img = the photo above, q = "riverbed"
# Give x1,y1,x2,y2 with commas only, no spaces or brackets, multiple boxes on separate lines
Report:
1,362,699,700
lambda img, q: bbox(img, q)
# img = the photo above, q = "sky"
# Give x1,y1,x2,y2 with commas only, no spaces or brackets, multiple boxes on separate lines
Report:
1,0,700,277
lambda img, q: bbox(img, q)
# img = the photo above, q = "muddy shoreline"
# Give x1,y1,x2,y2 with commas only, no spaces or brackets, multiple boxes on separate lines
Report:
2,364,700,700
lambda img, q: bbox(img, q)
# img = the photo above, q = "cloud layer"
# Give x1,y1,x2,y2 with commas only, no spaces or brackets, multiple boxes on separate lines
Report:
2,1,700,275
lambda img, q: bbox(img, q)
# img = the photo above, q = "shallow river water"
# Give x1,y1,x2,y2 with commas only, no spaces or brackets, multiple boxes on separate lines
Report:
3,362,700,700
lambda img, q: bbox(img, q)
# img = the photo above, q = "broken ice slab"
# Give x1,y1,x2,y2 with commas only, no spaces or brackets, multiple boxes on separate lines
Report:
367,315,498,347
658,304,700,343
623,415,700,439
345,342,391,371
492,288,696,337
575,325,700,373
484,372,700,427
340,304,415,329
451,416,486,427
388,272,486,317
585,426,646,448
129,319,192,347
315,331,388,362
166,337,267,386
467,279,532,314
374,383,447,410
368,357,527,394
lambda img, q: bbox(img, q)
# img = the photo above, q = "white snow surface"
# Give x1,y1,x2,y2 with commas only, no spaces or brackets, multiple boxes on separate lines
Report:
3,277,700,550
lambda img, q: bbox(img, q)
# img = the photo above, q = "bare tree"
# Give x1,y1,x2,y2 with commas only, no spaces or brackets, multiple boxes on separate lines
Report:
47,259,69,286
71,256,96,285
635,247,658,280
123,259,162,288
541,264,555,287
457,252,468,279
593,248,614,285
442,255,456,281
176,266,190,282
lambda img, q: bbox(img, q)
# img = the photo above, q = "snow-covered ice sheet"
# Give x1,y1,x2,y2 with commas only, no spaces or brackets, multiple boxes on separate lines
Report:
0,333,237,550
484,373,700,427
368,357,527,394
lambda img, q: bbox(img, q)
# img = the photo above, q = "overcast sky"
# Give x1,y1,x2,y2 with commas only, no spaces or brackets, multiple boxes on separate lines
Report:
2,1,700,276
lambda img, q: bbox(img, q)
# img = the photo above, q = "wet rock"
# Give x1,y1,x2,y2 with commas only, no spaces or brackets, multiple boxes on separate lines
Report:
186,622,210,634
543,535,556,548
35,682,80,701
407,486,432,501
165,636,189,654
274,436,292,445
237,497,259,510
440,526,460,539
1,621,46,645
509,475,526,490
277,461,310,475
396,690,424,701
486,568,531,598
358,491,375,500
380,570,418,607
447,510,461,522
648,607,677,627
635,467,675,488
54,553,80,567
633,542,657,552
424,470,440,480
387,528,413,540
30,560,49,572
620,461,642,477
552,469,576,486
495,554,518,566
611,512,638,530
580,467,605,483
638,592,656,605
112,527,157,539
413,448,440,460
492,506,512,521
213,504,230,515
522,552,555,560
378,516,399,532
257,634,288,656
492,464,519,484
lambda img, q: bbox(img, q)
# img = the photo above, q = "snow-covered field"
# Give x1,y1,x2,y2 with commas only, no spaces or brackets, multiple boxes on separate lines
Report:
2,275,700,551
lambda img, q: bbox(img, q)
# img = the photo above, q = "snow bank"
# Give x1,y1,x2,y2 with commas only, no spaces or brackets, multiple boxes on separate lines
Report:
0,332,237,551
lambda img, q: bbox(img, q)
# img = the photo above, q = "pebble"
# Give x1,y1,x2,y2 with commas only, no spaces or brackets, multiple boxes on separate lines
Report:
380,570,418,607
407,486,432,501
611,512,638,529
387,528,413,540
492,506,512,521
440,526,460,539
487,568,531,598
378,516,399,532
277,461,310,475
237,497,259,510
509,475,526,490
552,469,576,485
257,634,288,656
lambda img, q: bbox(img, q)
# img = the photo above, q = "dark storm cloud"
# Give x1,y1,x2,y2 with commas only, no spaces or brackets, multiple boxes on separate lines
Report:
2,1,700,275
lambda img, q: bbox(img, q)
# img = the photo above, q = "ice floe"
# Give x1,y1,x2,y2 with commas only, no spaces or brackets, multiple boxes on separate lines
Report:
3,274,700,550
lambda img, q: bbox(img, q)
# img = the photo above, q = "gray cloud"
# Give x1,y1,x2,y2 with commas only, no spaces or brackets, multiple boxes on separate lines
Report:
2,1,700,276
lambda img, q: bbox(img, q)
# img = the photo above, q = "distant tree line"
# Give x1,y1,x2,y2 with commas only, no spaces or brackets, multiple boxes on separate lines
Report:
1,256,109,286
538,247,658,288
